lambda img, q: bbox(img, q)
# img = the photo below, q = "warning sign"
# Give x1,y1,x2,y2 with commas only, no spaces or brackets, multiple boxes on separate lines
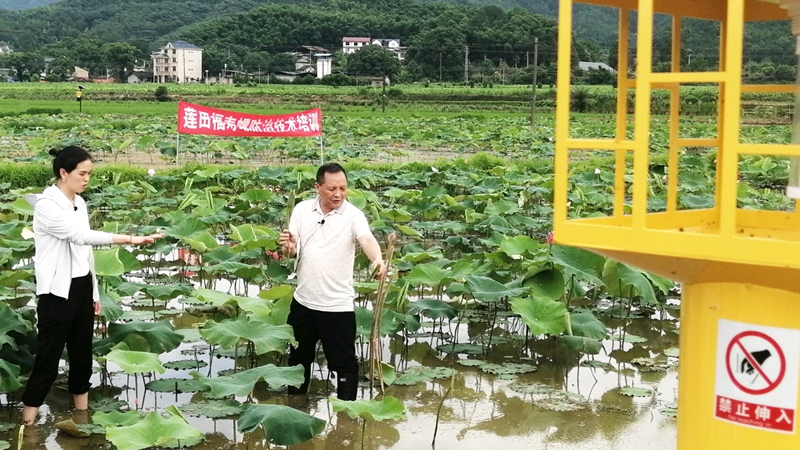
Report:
715,319,800,433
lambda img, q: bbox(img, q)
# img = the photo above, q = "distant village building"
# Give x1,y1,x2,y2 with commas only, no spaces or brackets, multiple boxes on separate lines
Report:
293,45,332,78
578,61,617,74
72,67,89,81
342,37,405,61
342,37,371,54
151,41,203,83
315,54,332,79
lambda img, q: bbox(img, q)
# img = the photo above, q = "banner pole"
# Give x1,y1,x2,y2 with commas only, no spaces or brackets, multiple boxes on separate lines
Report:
319,135,324,164
176,132,180,165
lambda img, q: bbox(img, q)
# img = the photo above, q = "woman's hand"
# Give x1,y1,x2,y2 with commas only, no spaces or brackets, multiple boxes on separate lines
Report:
94,301,101,315
131,234,164,245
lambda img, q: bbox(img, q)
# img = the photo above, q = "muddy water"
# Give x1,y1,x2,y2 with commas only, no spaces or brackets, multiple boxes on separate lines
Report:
3,302,679,450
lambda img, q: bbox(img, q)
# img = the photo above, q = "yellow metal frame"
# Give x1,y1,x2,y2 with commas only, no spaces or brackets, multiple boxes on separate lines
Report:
554,0,798,285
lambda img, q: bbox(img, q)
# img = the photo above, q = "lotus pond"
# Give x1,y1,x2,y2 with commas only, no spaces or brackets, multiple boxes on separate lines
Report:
0,107,794,449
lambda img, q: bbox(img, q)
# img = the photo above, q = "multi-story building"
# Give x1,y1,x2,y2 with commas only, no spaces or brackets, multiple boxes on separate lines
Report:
151,41,203,83
342,37,371,54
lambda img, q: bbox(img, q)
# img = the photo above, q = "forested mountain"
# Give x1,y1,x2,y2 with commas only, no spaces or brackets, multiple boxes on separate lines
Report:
0,0,59,10
0,0,794,83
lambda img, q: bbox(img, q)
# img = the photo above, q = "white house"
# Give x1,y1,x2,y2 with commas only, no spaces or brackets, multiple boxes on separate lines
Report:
315,54,332,79
578,61,617,74
342,37,371,54
151,41,203,83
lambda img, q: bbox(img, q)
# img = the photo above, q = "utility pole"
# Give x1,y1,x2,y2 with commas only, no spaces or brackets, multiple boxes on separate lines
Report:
439,51,442,82
531,38,539,132
464,45,469,84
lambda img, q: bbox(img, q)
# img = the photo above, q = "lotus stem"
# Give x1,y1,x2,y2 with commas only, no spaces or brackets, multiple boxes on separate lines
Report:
368,232,397,397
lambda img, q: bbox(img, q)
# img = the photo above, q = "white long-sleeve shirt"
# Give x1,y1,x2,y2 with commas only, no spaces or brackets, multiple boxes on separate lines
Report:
26,185,114,301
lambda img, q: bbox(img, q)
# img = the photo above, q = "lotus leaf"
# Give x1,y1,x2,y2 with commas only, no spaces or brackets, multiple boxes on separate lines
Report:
237,404,326,446
0,423,14,433
0,269,32,288
102,349,165,375
164,218,208,239
479,363,537,375
561,335,603,354
393,366,458,385
180,399,244,418
663,347,680,357
163,359,208,370
0,359,22,393
200,315,296,355
92,410,141,428
0,302,30,351
617,387,653,397
355,307,418,337
435,343,486,355
610,333,648,343
89,397,128,413
253,295,292,326
107,321,184,354
523,268,566,301
456,359,487,367
404,263,455,288
238,189,277,203
194,288,272,317
146,377,207,393
98,289,124,321
407,298,458,320
602,260,658,305
183,231,219,253
510,296,568,336
550,245,606,292
191,364,304,398
55,419,103,437
140,283,193,300
569,310,607,339
498,235,541,258
205,261,261,279
464,276,528,302
93,248,125,277
104,410,204,450
330,396,406,421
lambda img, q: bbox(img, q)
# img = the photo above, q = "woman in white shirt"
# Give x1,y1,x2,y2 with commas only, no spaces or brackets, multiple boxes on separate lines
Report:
21,146,163,425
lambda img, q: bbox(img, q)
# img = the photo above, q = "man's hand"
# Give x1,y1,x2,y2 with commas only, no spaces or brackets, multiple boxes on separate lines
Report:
372,260,388,280
279,229,297,256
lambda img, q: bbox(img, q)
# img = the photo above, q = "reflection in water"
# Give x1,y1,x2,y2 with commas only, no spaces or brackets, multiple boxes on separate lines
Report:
0,294,678,450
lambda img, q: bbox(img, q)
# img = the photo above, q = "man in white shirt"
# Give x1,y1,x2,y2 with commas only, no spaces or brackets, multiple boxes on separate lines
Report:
279,163,386,400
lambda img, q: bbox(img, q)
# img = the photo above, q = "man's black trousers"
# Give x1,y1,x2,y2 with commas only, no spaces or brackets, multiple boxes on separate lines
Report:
287,298,359,390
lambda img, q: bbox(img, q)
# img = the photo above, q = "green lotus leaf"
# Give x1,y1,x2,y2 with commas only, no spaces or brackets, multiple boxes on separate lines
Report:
104,410,204,450
602,260,658,305
99,289,124,321
140,283,193,301
663,347,680,357
94,248,125,277
102,349,165,375
89,397,127,413
0,302,30,351
464,276,528,303
435,343,486,355
523,268,565,301
330,396,406,421
561,335,603,354
393,366,458,385
617,387,653,397
116,248,142,272
145,378,207,393
192,288,270,317
107,321,184,354
237,404,326,446
610,333,648,343
162,359,208,371
238,189,277,203
395,224,422,237
164,218,208,239
205,261,261,280
179,399,244,418
355,307,418,337
200,315,296,355
0,359,22,393
183,230,219,253
92,410,142,428
404,263,454,288
191,364,304,398
0,423,15,433
253,295,292,326
479,363,537,375
407,298,458,320
510,296,568,336
258,284,294,301
0,269,32,288
569,310,608,339
456,359,487,367
498,235,541,258
7,197,33,216
550,245,606,292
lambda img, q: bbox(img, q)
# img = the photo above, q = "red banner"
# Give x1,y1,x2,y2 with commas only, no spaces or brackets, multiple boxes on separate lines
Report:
178,101,321,137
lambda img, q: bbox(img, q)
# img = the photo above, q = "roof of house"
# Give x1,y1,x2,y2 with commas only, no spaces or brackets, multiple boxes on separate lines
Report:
296,45,330,54
343,37,371,43
372,38,399,45
578,61,617,73
167,40,202,50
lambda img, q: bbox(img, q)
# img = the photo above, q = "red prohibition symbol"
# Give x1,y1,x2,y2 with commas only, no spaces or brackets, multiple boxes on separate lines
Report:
725,330,786,395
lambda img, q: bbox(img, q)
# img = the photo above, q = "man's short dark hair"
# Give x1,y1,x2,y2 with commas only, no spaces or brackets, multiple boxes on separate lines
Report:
316,163,347,184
